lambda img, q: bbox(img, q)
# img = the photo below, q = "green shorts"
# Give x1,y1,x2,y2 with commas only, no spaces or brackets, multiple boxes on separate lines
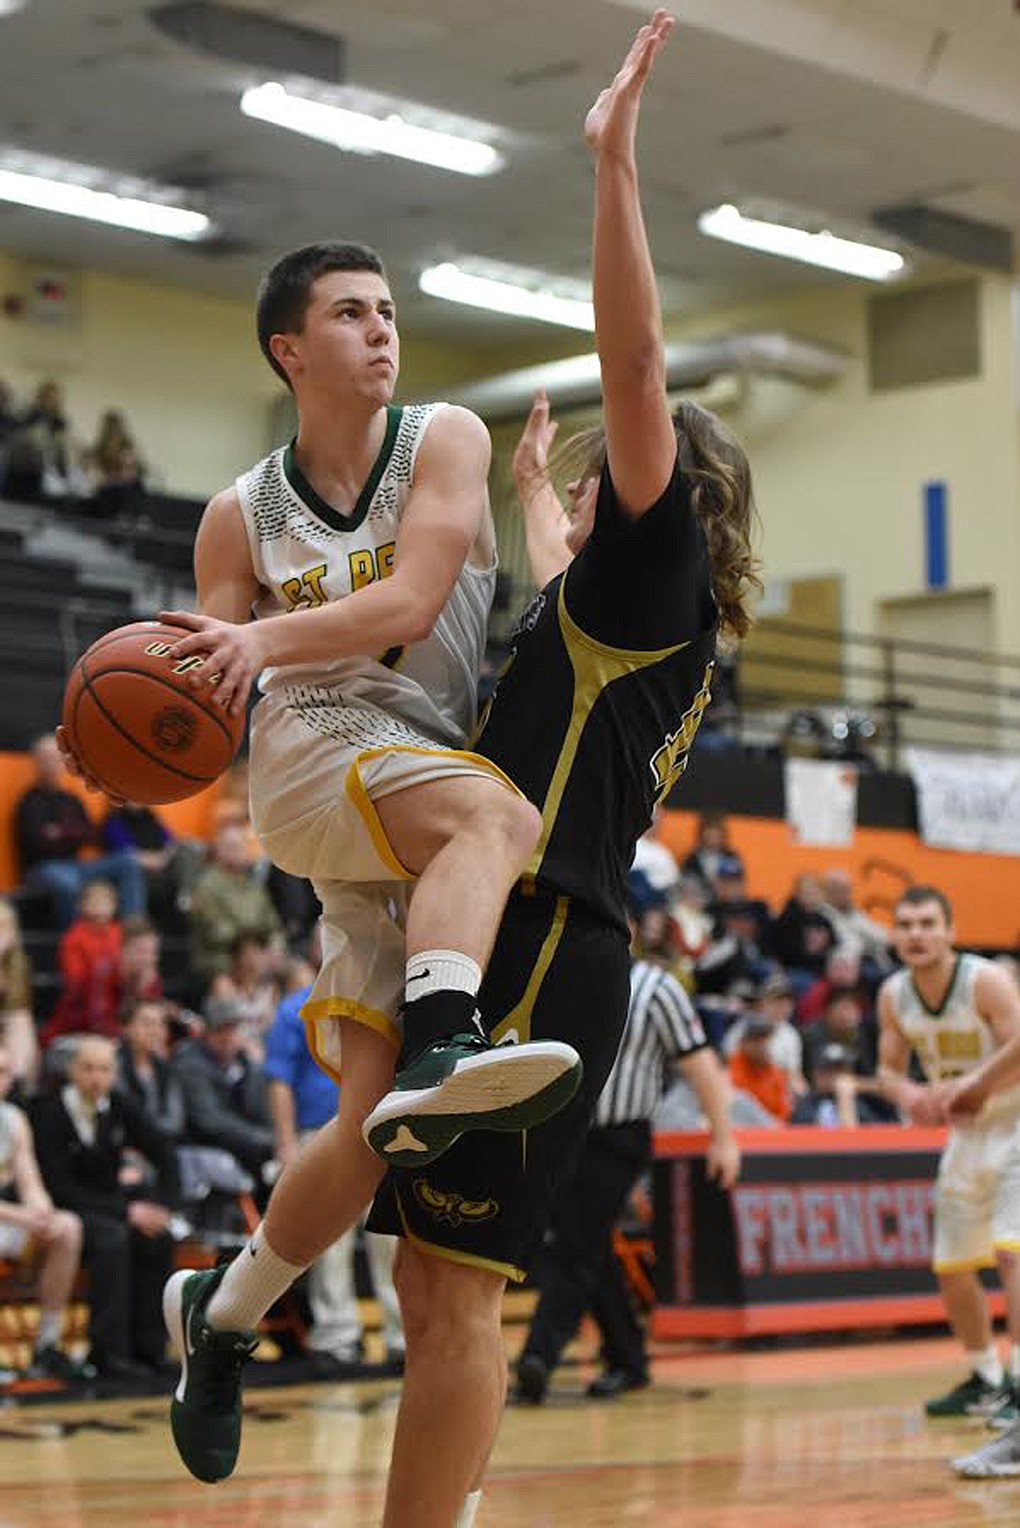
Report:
366,882,631,1281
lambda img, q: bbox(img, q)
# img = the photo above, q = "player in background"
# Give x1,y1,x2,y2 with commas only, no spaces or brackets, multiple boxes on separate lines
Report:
877,885,1020,1421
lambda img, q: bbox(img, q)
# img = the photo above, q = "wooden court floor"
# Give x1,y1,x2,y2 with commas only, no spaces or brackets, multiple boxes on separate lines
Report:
2,1332,1020,1526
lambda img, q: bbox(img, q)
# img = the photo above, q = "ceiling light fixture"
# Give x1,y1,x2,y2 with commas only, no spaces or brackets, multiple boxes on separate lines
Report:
241,82,503,177
0,165,210,241
698,203,906,281
419,262,595,330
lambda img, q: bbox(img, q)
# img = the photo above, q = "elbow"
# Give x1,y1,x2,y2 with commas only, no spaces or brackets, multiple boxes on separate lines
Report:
404,603,440,645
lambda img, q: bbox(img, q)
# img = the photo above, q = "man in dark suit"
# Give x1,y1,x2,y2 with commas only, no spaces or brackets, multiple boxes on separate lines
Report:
31,1033,179,1380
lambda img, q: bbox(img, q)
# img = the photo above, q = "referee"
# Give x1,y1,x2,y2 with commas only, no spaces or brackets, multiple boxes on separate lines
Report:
514,941,740,1404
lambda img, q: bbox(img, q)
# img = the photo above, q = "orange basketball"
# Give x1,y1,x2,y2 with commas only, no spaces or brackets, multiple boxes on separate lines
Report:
62,620,245,805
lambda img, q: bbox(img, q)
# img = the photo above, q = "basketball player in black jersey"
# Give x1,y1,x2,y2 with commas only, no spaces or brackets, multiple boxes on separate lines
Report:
367,12,761,1524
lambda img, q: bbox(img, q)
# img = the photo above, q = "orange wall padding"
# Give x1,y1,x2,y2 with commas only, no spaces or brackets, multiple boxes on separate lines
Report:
0,751,225,892
659,808,1020,950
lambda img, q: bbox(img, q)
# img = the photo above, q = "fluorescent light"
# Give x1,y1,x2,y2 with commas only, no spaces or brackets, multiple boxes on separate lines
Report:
241,82,503,177
0,1,27,14
420,263,595,330
0,167,209,241
698,204,905,281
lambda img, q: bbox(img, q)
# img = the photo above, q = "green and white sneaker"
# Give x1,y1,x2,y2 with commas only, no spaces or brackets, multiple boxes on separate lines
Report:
925,1372,1008,1418
163,1266,258,1483
363,1032,582,1167
986,1384,1020,1431
953,1425,1020,1477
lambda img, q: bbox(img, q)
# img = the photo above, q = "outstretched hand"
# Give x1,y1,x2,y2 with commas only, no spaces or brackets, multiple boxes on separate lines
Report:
585,9,675,160
511,390,559,492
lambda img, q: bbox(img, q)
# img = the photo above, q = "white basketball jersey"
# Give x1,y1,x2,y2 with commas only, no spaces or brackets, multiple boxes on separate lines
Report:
888,953,1020,1121
236,403,495,747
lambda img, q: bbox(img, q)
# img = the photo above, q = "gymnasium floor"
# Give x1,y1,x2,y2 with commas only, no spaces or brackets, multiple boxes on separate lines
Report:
2,1332,1019,1526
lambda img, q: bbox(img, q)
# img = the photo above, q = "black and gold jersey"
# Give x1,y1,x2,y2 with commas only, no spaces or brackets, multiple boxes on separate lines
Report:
475,458,717,930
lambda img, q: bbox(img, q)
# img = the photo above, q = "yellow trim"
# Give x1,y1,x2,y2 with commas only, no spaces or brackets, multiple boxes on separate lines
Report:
491,896,569,1047
559,578,693,666
993,1240,1020,1253
933,1255,997,1274
396,1195,526,1284
346,743,527,881
301,995,401,1084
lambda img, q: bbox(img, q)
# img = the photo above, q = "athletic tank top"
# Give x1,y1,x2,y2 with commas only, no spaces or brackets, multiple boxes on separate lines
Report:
236,403,495,748
888,953,1020,1122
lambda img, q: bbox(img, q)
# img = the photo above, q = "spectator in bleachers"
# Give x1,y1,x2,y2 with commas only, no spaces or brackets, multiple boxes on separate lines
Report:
85,409,146,519
0,896,39,1094
802,984,878,1086
118,915,164,1010
4,380,73,501
790,1042,889,1126
819,868,893,978
670,873,713,984
0,379,17,487
170,995,276,1194
680,810,744,896
31,1034,178,1381
15,733,145,929
797,945,868,1026
116,999,186,1143
768,872,837,989
40,880,122,1048
207,931,280,1063
188,821,283,989
264,969,404,1375
631,808,680,903
695,887,769,996
727,1015,792,1123
0,1041,90,1380
722,971,807,1098
102,802,184,928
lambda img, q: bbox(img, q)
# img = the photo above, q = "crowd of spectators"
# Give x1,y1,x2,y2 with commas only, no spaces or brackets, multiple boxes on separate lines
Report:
0,379,148,516
629,810,911,1132
0,731,406,1391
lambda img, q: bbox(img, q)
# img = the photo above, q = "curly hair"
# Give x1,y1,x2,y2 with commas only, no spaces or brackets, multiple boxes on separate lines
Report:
551,401,762,641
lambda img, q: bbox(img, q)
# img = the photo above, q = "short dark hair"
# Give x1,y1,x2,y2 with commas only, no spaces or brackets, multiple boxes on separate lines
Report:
256,241,387,386
897,884,953,924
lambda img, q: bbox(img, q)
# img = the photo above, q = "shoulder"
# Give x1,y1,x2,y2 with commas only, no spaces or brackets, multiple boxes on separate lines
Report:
414,405,490,469
200,484,245,533
973,957,1018,1009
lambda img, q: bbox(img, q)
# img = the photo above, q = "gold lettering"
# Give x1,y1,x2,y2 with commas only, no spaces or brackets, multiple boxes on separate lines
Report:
648,662,714,800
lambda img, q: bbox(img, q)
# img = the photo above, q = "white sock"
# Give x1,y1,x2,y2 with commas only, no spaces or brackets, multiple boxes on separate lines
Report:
1010,1345,1020,1382
36,1310,62,1349
456,1490,482,1528
968,1345,1004,1387
405,950,481,1001
206,1223,306,1332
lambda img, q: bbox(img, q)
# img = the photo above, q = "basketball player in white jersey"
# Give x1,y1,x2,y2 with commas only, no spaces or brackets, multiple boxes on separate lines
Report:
877,884,1020,1420
59,240,579,1485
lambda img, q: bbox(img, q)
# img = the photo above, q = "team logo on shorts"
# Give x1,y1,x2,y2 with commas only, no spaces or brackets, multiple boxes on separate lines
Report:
151,706,197,752
413,1178,499,1228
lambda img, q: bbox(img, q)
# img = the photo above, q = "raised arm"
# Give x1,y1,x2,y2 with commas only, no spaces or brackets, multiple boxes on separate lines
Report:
512,391,573,586
586,10,678,518
162,406,491,713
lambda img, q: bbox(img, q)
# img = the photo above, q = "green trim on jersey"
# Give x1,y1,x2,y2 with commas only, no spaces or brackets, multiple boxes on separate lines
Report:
282,404,403,533
910,953,962,1018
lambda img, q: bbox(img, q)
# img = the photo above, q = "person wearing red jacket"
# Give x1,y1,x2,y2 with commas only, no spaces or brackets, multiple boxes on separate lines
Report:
42,881,122,1046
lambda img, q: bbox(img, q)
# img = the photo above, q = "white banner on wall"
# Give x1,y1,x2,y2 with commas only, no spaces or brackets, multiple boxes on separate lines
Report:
784,758,859,847
906,747,1020,855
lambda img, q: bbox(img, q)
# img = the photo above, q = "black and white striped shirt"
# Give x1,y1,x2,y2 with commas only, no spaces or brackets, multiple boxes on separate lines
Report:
594,960,708,1127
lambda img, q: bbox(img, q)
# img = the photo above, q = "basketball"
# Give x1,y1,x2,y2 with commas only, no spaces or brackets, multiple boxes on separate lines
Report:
62,620,245,805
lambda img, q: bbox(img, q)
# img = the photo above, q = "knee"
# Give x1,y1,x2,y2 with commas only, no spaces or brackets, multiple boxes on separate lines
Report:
55,1211,83,1252
482,790,542,864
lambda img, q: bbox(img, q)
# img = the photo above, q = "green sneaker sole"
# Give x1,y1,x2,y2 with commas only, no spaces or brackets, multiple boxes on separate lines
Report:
365,1047,582,1167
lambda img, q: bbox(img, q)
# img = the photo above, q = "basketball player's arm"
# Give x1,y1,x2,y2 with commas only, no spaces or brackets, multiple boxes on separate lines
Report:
876,983,939,1124
587,11,678,520
162,408,490,713
512,391,574,587
193,487,261,623
941,966,1020,1118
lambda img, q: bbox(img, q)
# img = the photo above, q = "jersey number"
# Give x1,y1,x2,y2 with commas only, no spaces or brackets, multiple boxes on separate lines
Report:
649,662,714,801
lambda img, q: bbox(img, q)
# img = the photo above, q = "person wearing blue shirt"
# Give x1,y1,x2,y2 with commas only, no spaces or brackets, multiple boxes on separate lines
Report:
263,984,404,1373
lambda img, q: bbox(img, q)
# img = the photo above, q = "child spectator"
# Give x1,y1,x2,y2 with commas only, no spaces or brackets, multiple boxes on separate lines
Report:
0,1042,90,1380
790,1042,889,1126
41,880,122,1047
0,896,39,1093
728,1016,792,1123
118,915,164,1011
671,873,713,981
